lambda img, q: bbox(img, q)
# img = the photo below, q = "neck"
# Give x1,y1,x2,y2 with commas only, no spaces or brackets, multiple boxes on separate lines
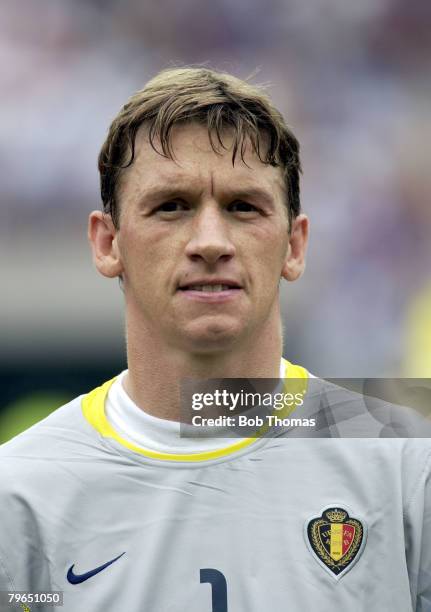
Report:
123,309,283,422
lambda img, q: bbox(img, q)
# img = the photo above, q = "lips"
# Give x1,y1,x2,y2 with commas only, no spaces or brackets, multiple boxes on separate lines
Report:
178,280,242,292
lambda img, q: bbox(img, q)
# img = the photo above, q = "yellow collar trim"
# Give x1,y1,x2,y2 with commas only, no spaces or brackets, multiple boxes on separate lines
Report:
81,359,308,463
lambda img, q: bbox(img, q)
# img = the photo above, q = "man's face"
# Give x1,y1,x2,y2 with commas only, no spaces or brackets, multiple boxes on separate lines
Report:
112,123,300,353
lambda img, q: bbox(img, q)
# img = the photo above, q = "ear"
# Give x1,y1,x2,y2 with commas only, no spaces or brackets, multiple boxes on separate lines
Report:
281,214,309,282
88,211,123,278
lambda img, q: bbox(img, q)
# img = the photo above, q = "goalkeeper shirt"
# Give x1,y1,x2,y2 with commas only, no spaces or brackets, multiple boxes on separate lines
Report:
0,358,430,611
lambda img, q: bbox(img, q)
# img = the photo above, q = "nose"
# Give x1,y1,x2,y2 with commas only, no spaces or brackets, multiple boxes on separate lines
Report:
184,202,235,265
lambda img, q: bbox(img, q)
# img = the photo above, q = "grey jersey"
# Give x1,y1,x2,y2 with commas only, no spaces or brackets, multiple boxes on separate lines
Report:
1,367,431,611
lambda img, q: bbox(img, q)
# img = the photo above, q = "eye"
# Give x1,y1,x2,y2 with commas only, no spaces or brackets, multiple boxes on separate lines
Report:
228,201,260,214
154,201,189,214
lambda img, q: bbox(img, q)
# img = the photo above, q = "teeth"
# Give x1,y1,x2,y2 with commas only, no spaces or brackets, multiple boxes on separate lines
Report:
189,284,231,292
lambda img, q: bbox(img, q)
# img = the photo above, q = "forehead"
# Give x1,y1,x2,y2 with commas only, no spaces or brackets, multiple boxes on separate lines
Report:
118,122,286,199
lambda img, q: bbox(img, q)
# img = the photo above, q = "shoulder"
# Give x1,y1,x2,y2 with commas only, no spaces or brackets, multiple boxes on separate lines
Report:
0,395,86,457
0,392,108,490
302,375,431,439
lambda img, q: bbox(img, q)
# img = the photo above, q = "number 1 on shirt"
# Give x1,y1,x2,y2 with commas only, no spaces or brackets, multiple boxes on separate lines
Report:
200,568,228,612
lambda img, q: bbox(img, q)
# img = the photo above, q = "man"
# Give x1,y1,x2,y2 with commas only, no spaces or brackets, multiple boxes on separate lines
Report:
0,67,430,612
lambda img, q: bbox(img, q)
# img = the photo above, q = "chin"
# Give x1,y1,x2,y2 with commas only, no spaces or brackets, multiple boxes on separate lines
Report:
180,322,244,353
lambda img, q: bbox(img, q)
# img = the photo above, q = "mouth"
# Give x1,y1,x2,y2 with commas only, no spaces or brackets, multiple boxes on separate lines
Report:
179,283,241,293
177,280,243,302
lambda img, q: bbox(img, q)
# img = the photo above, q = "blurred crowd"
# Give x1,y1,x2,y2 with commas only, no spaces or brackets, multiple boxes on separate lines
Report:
2,0,430,383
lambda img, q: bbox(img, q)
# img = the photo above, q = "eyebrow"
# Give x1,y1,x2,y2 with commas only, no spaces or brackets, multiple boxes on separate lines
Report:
138,187,185,205
228,187,276,206
138,185,276,207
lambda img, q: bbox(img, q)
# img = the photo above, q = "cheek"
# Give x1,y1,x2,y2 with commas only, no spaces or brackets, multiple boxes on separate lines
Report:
248,227,289,274
118,225,179,285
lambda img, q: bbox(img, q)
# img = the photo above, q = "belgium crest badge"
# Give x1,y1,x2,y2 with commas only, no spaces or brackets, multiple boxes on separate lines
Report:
305,506,367,580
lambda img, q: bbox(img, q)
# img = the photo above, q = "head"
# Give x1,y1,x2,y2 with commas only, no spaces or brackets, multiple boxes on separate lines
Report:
99,67,302,229
89,67,308,355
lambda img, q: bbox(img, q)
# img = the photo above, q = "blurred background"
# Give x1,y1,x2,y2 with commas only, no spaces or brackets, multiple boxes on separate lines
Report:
1,0,430,439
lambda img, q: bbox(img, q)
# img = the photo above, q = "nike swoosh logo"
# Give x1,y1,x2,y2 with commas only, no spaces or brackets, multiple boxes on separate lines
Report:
67,552,126,584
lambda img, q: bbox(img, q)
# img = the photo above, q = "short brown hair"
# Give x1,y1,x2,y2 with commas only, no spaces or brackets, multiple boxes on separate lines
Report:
98,67,302,227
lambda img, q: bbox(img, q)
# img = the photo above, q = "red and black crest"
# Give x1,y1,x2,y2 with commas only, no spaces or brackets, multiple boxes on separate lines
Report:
305,506,366,579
